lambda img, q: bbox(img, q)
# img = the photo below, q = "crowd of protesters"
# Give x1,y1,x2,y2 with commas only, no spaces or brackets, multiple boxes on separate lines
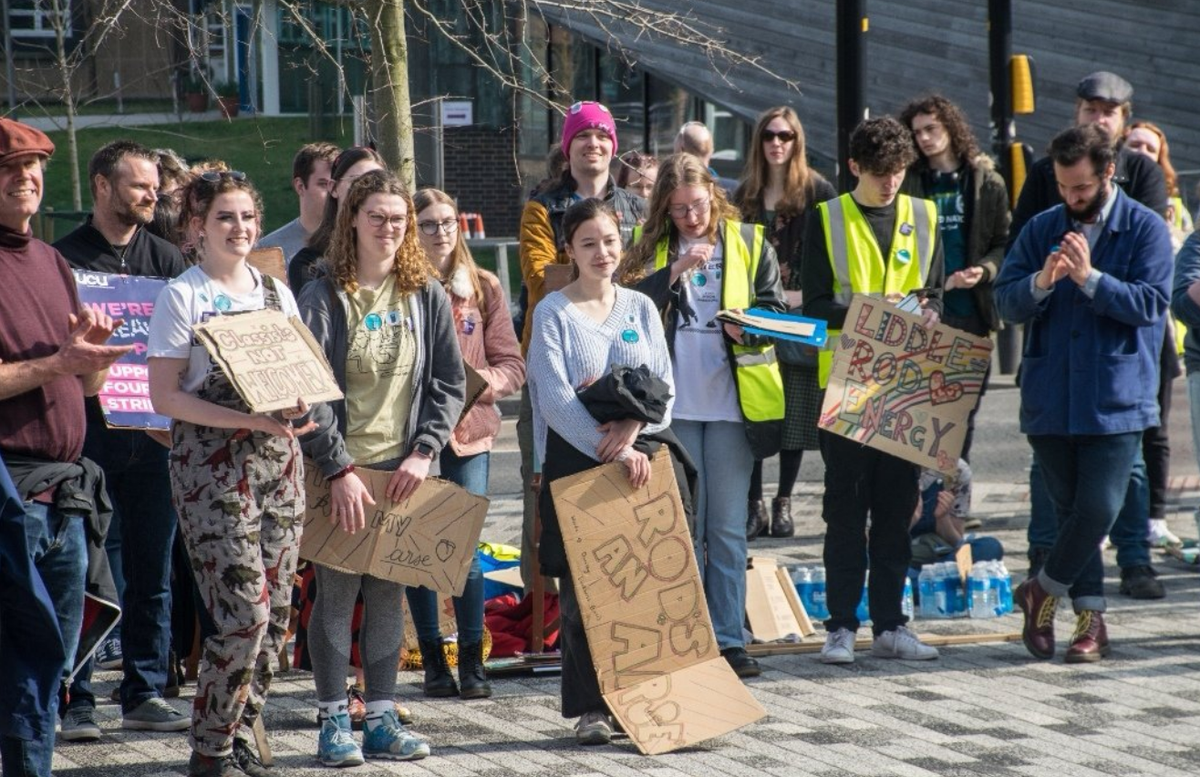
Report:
0,65,1196,775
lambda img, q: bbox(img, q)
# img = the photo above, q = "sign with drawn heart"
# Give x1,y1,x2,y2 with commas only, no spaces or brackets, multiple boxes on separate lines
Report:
300,459,488,596
818,295,992,474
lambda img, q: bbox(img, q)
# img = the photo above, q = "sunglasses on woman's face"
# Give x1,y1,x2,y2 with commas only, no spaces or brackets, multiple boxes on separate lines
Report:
762,130,797,143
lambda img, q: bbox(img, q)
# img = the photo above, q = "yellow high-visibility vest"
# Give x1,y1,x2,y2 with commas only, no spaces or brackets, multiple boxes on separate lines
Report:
653,220,785,422
816,193,936,387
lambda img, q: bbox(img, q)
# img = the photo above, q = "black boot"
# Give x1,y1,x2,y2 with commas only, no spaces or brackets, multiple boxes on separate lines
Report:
770,497,794,538
419,639,458,697
746,500,768,541
457,641,492,699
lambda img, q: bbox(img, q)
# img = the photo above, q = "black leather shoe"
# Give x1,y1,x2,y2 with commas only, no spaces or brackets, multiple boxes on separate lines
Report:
746,500,768,541
419,639,459,697
770,497,794,538
457,641,492,699
720,647,761,678
1119,565,1165,599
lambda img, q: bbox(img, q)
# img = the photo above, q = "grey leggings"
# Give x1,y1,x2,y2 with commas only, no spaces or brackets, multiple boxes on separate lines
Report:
309,565,406,704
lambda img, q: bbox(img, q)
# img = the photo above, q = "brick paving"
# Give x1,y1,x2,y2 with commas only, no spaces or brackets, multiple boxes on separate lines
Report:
52,474,1200,777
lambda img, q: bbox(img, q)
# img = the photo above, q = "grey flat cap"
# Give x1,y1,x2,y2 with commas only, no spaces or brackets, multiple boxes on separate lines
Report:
1077,71,1133,103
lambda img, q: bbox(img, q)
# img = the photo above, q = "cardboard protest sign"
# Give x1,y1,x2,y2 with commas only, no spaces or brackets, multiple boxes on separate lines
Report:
819,295,992,474
73,270,171,430
193,309,343,413
459,362,489,424
300,460,488,596
551,450,765,755
247,247,288,286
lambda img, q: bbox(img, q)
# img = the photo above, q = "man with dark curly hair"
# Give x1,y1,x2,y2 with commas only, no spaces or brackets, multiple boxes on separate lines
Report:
801,116,945,665
899,95,1010,463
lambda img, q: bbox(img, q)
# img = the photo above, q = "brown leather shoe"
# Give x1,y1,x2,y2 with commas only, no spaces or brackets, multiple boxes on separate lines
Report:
1015,577,1059,659
770,497,794,538
1064,610,1109,664
746,500,768,541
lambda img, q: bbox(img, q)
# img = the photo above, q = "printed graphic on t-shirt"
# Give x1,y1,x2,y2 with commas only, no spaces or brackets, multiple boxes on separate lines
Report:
347,307,408,376
681,257,723,334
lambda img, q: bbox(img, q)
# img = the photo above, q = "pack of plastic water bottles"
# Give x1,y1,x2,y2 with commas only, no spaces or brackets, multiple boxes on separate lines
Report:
917,561,1013,619
793,566,915,625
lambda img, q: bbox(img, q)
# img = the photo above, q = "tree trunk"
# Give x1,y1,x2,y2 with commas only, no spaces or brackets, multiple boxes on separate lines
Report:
51,0,82,210
364,0,414,189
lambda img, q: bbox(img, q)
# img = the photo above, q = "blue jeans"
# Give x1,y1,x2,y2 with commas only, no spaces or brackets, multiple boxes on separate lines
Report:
673,420,753,650
0,459,67,777
2,500,87,776
1188,372,1200,532
65,422,177,715
1028,450,1150,569
406,449,488,645
1029,433,1141,612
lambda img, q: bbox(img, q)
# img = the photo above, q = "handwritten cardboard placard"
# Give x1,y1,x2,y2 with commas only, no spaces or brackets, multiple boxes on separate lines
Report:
73,270,171,430
300,460,488,596
551,450,765,755
247,247,288,286
192,309,343,413
818,294,992,474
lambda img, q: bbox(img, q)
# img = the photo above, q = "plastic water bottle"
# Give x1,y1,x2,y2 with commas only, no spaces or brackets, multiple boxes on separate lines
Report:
933,564,950,618
969,565,994,618
996,562,1014,615
943,562,966,618
794,566,813,615
901,575,914,620
855,572,870,625
811,566,828,620
918,566,937,618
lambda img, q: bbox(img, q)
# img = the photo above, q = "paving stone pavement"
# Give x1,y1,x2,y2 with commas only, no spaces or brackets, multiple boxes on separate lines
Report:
55,480,1200,776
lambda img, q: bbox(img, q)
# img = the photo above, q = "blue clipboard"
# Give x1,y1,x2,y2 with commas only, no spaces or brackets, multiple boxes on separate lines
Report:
730,307,828,347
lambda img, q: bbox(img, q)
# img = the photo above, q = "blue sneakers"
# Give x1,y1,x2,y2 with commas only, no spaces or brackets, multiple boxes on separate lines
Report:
317,712,364,767
361,710,430,761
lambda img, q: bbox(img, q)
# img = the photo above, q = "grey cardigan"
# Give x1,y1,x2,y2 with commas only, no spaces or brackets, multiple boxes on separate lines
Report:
296,274,466,478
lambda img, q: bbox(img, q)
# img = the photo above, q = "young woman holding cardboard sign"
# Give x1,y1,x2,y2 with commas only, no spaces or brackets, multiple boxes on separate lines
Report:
405,187,525,700
296,170,464,767
147,171,315,777
528,198,676,746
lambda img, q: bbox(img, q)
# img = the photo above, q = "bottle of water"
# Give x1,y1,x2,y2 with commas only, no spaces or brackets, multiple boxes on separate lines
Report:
794,566,813,616
918,565,937,618
811,566,828,620
943,562,966,618
902,574,914,620
969,564,994,618
855,572,870,625
996,561,1014,615
933,563,950,618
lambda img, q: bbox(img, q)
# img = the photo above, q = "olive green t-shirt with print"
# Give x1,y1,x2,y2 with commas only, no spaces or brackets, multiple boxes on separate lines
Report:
344,275,416,465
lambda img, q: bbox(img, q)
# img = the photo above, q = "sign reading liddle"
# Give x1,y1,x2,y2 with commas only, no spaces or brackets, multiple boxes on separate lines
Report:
300,461,488,597
551,450,765,755
819,294,992,473
192,309,342,413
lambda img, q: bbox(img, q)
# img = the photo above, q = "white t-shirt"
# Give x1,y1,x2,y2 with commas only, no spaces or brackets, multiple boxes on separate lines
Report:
147,264,300,395
671,236,741,423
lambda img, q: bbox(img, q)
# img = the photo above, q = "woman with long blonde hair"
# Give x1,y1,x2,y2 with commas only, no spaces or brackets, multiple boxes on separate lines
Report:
297,170,464,766
619,152,786,680
733,107,836,540
405,188,525,700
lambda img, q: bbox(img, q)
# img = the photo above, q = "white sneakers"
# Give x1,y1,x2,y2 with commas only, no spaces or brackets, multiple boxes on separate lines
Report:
1148,519,1183,549
871,625,939,661
820,628,857,664
822,625,939,663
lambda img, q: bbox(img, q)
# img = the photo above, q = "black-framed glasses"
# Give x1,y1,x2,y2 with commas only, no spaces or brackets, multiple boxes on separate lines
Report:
418,219,458,236
198,170,247,183
762,130,797,143
365,211,407,230
668,196,711,219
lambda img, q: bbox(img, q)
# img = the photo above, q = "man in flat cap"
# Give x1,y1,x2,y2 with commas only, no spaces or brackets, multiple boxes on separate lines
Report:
1009,70,1173,604
0,117,129,776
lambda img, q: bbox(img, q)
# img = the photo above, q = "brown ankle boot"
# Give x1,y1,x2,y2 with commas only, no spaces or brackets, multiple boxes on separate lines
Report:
746,500,767,541
1015,577,1059,659
770,497,794,537
1064,610,1109,663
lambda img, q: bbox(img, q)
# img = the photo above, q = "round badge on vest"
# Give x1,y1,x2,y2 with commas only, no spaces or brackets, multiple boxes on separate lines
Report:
895,248,912,264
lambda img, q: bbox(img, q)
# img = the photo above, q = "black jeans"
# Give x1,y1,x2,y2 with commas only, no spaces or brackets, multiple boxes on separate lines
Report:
819,431,918,636
557,571,605,720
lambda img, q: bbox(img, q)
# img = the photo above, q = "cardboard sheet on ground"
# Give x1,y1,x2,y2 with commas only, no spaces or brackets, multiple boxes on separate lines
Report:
299,460,488,596
193,309,343,413
819,295,992,474
551,450,766,755
73,270,171,429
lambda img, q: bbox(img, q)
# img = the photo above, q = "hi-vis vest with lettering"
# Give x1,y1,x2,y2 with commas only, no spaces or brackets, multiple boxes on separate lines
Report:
652,220,785,424
816,193,936,387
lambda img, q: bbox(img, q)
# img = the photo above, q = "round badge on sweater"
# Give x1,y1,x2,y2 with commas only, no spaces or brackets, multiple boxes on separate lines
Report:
621,328,639,343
